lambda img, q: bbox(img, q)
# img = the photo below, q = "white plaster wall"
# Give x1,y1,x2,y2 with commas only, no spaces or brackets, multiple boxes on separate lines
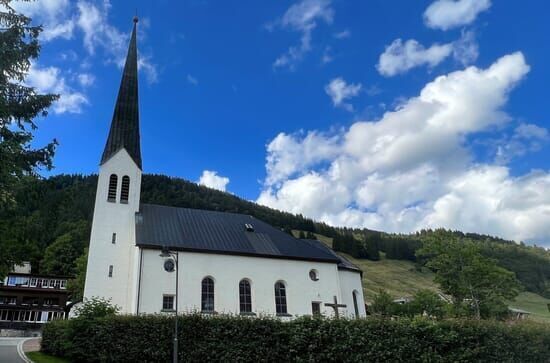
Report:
83,149,142,314
338,270,366,318
138,249,364,318
13,262,31,274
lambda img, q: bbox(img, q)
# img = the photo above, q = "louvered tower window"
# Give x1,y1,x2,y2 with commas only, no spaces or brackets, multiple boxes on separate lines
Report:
120,176,130,204
107,174,118,202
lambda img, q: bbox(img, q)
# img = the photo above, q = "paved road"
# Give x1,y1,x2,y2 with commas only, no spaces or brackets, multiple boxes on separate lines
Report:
0,338,28,363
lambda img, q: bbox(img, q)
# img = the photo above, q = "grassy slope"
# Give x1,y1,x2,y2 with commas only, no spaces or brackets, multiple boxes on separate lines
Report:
352,255,439,301
509,292,550,322
309,232,550,323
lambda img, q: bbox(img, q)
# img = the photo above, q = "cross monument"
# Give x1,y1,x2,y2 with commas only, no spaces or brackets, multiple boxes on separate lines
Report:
324,295,347,318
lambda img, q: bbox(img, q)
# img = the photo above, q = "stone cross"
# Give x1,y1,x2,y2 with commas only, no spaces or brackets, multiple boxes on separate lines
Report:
324,295,347,318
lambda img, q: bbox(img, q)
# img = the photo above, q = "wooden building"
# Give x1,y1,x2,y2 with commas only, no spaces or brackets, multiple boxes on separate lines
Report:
0,263,70,329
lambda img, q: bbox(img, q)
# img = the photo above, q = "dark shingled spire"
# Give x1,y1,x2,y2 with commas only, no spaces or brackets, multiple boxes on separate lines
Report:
101,17,142,169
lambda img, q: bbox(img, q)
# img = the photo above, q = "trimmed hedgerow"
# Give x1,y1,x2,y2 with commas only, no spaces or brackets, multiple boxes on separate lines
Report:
42,315,550,362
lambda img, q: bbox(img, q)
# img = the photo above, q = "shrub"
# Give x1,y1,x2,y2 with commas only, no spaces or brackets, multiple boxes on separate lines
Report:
41,314,550,362
74,297,119,320
409,289,447,319
370,290,397,316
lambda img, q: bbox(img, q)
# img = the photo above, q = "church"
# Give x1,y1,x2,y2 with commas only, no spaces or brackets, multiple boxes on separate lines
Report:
83,18,366,319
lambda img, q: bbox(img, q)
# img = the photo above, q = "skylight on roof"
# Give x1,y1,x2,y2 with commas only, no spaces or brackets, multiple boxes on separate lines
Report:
244,223,254,232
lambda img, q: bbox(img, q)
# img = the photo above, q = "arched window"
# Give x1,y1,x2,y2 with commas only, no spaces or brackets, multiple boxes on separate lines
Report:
274,281,287,315
353,290,360,318
201,277,215,312
107,174,118,202
120,175,130,204
239,279,252,313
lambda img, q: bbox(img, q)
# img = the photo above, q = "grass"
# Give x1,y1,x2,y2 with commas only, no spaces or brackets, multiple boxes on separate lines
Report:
349,254,440,302
355,255,550,323
509,291,550,323
305,230,550,323
26,351,69,363
309,231,440,302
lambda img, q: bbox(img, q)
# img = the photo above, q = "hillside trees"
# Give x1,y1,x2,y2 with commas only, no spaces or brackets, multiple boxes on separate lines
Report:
381,236,421,261
417,232,521,319
1,173,548,303
67,249,87,304
0,1,59,277
332,230,380,260
41,223,88,276
478,241,550,298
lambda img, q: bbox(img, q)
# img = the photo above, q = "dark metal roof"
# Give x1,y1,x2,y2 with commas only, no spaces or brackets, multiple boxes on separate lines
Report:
302,239,363,273
135,204,342,263
101,18,142,169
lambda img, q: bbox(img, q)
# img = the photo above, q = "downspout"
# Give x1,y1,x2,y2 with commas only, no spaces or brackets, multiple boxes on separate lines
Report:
136,248,143,314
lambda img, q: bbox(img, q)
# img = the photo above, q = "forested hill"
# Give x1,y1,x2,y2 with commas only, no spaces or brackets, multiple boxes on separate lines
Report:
1,174,549,299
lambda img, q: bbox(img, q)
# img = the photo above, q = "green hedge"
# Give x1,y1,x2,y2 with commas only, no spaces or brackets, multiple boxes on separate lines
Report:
42,315,550,362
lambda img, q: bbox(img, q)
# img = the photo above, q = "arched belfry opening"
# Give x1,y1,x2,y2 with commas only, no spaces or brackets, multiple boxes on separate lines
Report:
107,174,118,202
120,176,130,203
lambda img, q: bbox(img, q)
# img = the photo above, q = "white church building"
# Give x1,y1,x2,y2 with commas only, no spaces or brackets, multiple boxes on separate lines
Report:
83,18,366,319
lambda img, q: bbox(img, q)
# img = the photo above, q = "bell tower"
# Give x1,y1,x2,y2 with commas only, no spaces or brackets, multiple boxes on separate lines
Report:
83,17,142,313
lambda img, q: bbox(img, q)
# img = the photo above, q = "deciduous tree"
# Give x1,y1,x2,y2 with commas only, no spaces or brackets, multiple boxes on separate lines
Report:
417,232,520,319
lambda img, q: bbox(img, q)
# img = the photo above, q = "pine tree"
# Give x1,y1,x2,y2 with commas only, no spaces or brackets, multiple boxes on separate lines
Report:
0,0,59,277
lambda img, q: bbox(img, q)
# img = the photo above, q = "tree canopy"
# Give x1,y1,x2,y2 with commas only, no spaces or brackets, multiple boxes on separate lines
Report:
0,0,58,277
417,231,521,319
1,173,548,306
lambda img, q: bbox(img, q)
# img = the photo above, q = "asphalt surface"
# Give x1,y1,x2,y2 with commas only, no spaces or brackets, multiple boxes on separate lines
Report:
0,338,27,363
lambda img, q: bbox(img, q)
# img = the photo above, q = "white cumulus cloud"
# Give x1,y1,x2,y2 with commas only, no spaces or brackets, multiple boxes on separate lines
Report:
26,64,88,114
12,0,75,41
377,39,453,76
258,53,550,246
265,131,340,186
325,78,362,111
198,170,230,192
377,31,478,76
424,0,491,31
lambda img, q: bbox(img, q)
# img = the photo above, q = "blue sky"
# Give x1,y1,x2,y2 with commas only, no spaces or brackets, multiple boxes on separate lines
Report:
15,0,550,245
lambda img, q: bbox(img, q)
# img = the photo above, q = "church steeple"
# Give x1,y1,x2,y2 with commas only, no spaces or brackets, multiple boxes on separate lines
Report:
101,17,142,169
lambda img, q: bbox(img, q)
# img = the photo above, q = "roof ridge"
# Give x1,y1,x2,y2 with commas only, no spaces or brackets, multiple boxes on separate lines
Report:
140,203,256,219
